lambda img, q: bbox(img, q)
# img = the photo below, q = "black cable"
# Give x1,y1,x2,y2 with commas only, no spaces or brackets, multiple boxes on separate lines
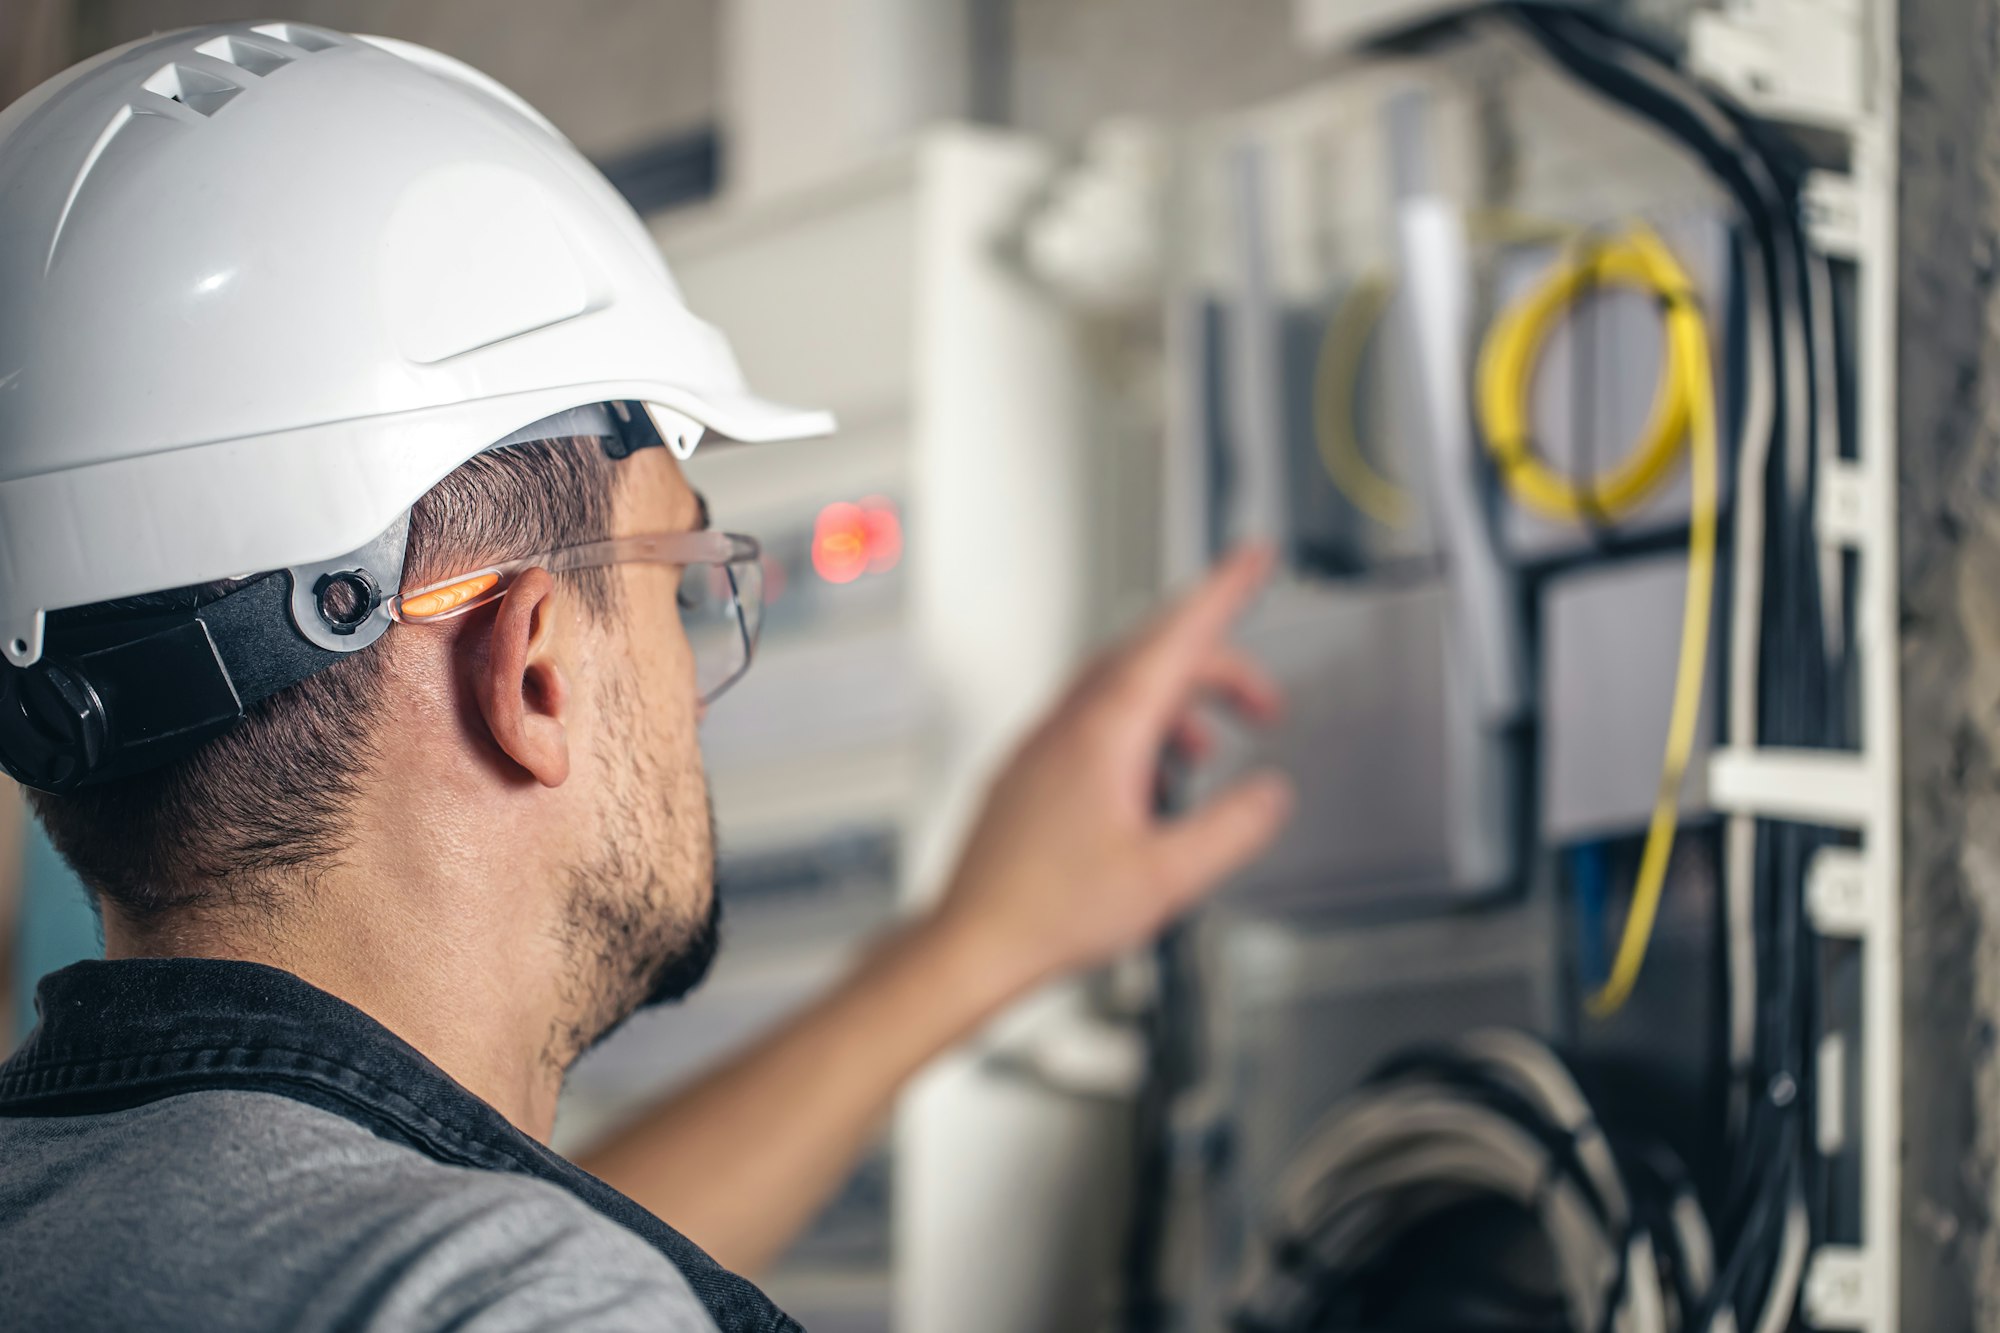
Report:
1489,10,1838,1329
1200,9,1839,1330
1121,922,1198,1333
1123,746,1207,1333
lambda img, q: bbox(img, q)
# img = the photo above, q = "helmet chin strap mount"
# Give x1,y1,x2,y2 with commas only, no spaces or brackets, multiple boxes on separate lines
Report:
287,511,410,654
0,402,670,794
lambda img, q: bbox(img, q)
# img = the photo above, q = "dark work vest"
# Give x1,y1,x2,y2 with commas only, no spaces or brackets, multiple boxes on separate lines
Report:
0,958,802,1333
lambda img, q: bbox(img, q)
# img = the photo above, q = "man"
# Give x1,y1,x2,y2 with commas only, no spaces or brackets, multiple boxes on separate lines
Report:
0,24,1293,1333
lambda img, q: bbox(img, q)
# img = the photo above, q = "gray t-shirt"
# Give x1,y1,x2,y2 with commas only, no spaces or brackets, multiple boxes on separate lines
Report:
0,1089,719,1332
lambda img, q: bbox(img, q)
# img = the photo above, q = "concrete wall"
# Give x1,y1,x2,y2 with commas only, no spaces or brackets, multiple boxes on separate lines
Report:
1898,0,2000,1325
1007,0,1321,140
723,0,970,199
73,0,719,159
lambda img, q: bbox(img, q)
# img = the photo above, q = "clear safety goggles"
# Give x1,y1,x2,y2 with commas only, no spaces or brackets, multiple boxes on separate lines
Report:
391,531,764,704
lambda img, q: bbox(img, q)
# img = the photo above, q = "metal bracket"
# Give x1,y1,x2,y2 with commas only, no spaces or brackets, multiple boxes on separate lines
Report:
1806,846,1872,938
1819,461,1870,546
1805,172,1864,259
1803,1245,1872,1330
1707,747,1873,827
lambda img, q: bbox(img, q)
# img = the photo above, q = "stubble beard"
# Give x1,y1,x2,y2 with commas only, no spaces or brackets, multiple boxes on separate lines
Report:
543,676,721,1075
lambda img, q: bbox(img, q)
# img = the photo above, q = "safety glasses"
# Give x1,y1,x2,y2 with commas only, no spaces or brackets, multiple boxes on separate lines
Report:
391,531,765,704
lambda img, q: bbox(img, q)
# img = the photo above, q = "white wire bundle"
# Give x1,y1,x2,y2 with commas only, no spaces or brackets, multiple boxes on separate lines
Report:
1236,1030,1714,1333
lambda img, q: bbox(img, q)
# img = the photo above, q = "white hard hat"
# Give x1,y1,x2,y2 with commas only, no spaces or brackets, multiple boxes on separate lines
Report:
0,22,830,668
0,22,832,790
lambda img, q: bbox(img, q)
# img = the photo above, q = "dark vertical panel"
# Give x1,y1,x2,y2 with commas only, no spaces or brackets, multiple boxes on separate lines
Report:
970,0,1011,125
596,128,722,215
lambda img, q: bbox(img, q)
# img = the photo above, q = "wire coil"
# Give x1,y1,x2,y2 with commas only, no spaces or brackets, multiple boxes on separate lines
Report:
1475,231,1700,525
1474,225,1721,1017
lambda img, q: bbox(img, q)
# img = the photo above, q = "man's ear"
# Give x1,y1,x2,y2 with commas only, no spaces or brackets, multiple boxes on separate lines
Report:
471,567,570,787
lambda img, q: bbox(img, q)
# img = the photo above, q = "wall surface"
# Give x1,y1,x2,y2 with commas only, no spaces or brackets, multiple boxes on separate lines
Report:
0,0,75,105
73,0,719,158
1002,0,1706,142
724,0,971,199
1007,0,1323,140
1898,0,2000,1326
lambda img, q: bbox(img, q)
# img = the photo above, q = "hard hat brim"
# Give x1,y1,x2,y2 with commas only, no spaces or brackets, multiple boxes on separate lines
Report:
669,388,838,447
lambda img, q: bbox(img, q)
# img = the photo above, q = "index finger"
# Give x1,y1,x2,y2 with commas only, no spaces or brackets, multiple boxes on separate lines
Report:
1115,544,1275,717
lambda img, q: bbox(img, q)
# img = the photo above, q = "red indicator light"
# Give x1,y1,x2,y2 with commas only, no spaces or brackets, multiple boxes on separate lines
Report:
859,495,902,574
814,497,904,585
813,502,869,584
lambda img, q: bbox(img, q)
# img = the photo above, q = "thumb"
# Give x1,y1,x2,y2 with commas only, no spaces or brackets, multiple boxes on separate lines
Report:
1153,771,1294,910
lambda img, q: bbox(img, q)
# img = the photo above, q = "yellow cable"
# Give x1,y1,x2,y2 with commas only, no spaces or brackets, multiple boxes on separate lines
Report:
1309,223,1712,1014
1308,212,1631,531
1475,232,1693,523
1312,271,1408,529
1474,226,1716,1018
1590,252,1715,1016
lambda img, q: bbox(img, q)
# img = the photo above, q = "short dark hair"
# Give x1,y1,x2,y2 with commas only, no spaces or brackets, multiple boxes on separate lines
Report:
28,436,623,925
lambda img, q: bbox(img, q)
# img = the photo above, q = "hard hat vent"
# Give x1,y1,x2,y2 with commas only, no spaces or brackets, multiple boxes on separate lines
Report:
193,34,298,79
141,25,342,119
248,23,344,54
141,62,246,118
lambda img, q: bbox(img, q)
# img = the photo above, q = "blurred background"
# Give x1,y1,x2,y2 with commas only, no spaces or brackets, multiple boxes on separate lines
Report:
3,1,1994,1330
